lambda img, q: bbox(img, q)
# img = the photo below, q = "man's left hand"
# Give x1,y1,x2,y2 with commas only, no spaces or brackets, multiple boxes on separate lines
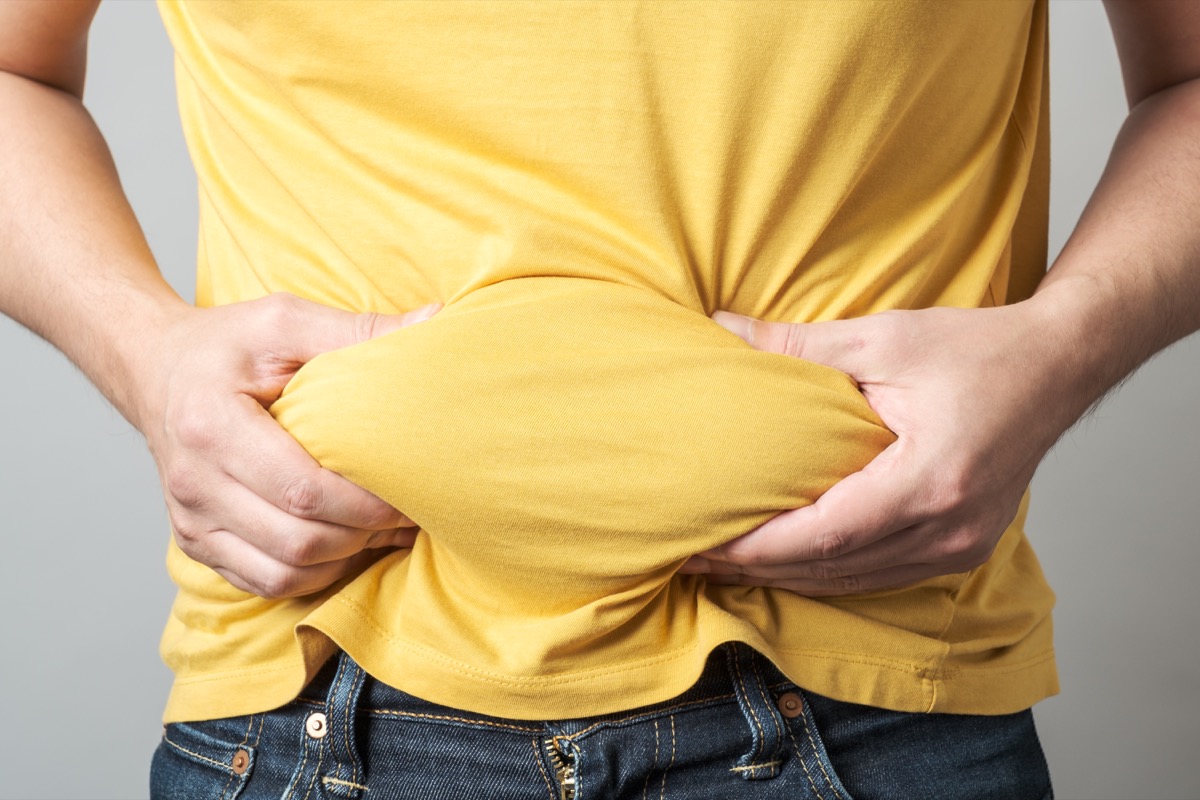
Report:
679,301,1076,596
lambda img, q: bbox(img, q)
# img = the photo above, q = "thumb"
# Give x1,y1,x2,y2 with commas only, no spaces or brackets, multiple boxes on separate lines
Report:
711,310,871,377
359,302,443,340
274,296,442,365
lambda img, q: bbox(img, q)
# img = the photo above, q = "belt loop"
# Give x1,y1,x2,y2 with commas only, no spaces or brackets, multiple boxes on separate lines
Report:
319,650,369,797
725,643,787,781
286,650,369,799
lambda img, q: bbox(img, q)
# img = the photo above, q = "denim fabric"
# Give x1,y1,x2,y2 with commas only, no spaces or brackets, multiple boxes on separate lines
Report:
150,644,1052,799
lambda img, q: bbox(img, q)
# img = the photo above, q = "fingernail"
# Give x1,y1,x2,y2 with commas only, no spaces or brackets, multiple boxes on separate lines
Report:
711,310,752,342
411,303,442,323
678,557,709,574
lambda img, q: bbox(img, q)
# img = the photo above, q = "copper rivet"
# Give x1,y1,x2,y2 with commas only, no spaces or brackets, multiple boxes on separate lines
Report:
306,711,329,739
777,692,803,719
231,748,250,775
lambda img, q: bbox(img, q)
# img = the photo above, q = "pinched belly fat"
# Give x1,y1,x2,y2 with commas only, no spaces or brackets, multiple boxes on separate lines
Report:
270,277,895,616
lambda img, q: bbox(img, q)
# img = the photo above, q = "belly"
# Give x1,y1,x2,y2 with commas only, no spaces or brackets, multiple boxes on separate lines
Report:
270,277,894,611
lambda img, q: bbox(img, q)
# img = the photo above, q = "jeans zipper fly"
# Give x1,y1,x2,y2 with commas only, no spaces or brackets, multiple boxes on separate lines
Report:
545,737,577,800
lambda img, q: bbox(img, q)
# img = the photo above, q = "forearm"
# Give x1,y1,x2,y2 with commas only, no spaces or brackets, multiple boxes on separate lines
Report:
0,70,191,431
1025,77,1200,428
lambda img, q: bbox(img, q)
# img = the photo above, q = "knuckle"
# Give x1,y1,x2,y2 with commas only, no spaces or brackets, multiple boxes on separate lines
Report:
815,529,850,561
354,497,402,530
939,529,974,558
256,292,301,331
363,529,396,549
722,542,775,570
253,566,301,600
353,312,384,343
170,409,218,451
261,291,299,314
278,530,322,567
810,560,846,581
781,323,804,359
164,465,205,508
726,546,766,568
170,518,202,548
940,529,992,568
962,538,996,569
829,574,861,594
281,476,324,519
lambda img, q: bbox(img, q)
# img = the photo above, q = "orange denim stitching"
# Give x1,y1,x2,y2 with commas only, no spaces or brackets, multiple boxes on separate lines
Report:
545,692,738,741
730,652,766,765
322,776,369,791
300,721,327,800
215,715,255,800
367,708,541,733
641,718,660,800
659,714,676,800
795,698,842,799
341,664,358,787
730,761,782,773
750,657,783,763
784,722,827,800
531,738,557,800
162,733,234,773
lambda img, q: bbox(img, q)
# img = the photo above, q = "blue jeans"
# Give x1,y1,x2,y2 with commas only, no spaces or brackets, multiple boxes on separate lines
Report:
151,644,1052,799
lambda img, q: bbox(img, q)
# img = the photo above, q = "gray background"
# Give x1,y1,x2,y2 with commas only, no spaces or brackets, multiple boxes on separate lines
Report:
1,1,1197,798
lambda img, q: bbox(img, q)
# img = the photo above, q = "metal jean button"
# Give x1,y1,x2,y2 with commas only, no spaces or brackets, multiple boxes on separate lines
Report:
776,692,804,719
306,711,329,739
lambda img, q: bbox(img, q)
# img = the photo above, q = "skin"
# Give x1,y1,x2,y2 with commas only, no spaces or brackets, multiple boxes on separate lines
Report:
2,1,1198,600
0,0,438,599
680,1,1200,594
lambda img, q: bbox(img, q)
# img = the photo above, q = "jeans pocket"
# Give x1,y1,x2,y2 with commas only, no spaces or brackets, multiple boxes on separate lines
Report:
795,690,1053,800
151,721,256,800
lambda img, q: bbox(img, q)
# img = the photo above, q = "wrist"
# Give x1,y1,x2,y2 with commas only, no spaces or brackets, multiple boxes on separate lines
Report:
1019,274,1138,429
98,286,195,435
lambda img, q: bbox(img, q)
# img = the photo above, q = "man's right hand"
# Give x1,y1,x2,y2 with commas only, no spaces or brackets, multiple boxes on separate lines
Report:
2,2,445,600
137,294,440,599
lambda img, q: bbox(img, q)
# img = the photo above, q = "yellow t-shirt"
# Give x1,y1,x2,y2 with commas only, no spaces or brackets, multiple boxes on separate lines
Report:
156,0,1057,722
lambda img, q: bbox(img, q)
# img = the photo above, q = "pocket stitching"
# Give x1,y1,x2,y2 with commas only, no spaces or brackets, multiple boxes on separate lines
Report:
162,732,238,774
217,715,257,800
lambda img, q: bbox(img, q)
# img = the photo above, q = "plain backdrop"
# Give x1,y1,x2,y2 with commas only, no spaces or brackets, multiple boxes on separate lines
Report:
1,2,1197,798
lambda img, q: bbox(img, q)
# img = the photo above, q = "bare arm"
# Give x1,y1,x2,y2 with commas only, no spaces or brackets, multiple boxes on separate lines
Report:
1038,0,1200,389
0,1,437,597
0,0,183,426
685,1,1200,592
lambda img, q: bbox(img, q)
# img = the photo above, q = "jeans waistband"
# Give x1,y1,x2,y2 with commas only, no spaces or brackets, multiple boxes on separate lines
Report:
155,645,1052,799
300,642,803,787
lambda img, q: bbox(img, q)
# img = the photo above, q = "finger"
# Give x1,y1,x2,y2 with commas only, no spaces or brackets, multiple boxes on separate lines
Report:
704,561,953,597
166,481,417,571
206,531,402,599
364,527,419,550
712,311,878,378
694,523,936,582
677,556,712,574
200,481,417,567
703,443,918,566
267,294,441,366
220,394,413,529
